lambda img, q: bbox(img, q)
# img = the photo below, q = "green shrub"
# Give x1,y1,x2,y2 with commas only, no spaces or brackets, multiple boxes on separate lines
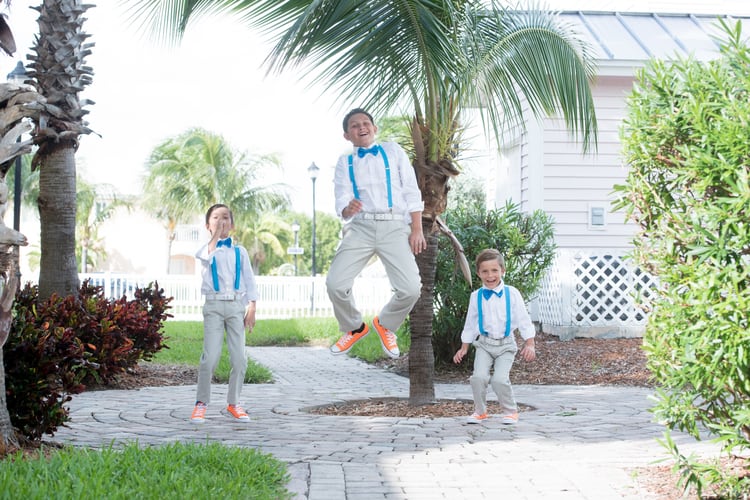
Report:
614,19,750,496
432,201,556,367
4,281,171,439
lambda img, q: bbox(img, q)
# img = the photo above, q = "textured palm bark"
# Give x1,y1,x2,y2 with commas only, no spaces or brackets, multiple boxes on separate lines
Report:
37,146,79,299
408,226,438,405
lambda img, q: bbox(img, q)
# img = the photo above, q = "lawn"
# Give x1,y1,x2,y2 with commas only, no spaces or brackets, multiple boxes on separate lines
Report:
155,317,411,383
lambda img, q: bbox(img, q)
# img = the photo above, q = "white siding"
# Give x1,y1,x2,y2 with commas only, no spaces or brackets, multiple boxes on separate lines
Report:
534,75,638,251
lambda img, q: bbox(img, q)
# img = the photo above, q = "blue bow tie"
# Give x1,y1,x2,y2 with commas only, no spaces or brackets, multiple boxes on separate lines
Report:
481,287,504,300
357,145,379,158
216,237,232,248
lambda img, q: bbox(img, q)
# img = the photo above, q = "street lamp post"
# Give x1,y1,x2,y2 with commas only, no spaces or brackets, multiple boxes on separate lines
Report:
291,220,300,276
307,162,320,314
308,162,320,277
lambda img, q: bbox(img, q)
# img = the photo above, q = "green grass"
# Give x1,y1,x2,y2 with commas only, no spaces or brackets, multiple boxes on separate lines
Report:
155,317,409,378
1,442,290,500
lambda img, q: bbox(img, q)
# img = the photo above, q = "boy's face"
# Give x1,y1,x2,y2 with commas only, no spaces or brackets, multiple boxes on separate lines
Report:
477,259,505,289
343,113,378,147
207,206,233,238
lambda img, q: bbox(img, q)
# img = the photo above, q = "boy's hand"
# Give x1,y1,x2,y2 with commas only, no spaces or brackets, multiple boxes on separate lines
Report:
409,228,426,255
244,303,256,332
520,339,536,362
453,344,469,364
342,199,363,219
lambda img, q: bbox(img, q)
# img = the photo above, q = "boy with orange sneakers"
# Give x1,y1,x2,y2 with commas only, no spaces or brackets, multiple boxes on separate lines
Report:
190,203,258,423
327,108,426,358
453,249,536,424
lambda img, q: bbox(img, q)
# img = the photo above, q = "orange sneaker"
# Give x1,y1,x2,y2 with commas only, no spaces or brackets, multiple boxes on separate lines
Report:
330,323,370,355
227,404,250,421
372,316,400,358
466,412,488,424
501,412,519,425
190,402,207,423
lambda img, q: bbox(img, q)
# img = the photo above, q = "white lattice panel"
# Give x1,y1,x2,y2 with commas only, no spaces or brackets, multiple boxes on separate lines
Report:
538,250,657,337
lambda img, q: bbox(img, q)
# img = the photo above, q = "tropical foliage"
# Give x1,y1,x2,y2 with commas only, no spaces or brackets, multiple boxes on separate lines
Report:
614,20,750,497
127,0,598,404
432,200,556,367
76,179,133,272
141,128,289,273
6,280,170,439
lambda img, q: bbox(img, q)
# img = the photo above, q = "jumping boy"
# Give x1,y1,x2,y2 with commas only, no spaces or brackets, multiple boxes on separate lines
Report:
327,108,426,358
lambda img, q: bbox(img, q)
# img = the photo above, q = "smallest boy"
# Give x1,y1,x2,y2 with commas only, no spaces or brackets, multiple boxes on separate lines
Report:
453,249,536,424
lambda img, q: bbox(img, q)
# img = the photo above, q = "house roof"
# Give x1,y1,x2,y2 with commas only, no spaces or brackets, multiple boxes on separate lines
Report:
559,11,749,63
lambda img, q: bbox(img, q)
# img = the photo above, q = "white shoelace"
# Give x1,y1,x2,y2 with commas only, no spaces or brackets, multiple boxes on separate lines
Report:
383,331,397,348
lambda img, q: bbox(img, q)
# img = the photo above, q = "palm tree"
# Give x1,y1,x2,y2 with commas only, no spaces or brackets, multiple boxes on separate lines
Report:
128,0,597,405
142,128,289,272
27,0,95,299
76,180,132,272
235,212,288,274
142,131,206,272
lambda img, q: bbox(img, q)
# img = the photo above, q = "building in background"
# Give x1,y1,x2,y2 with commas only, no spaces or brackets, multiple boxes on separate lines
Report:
464,10,749,338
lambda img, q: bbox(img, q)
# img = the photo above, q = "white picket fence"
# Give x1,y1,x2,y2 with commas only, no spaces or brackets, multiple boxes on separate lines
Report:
79,273,393,321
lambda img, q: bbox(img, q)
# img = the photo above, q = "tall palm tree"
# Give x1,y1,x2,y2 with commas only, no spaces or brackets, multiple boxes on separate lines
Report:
142,131,206,272
142,128,289,272
235,211,288,274
27,0,95,299
76,180,132,272
128,0,597,404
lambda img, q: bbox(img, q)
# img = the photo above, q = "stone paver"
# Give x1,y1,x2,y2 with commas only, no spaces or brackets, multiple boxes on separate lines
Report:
51,346,721,499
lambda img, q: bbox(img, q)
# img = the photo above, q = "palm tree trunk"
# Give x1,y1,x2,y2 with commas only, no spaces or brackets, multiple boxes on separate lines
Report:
409,223,437,405
38,146,79,299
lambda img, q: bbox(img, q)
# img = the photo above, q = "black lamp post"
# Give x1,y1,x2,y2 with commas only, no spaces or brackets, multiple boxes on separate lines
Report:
307,162,320,277
291,220,300,276
6,61,27,232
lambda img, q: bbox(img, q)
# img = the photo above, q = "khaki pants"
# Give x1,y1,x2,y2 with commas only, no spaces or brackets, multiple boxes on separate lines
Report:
470,336,518,415
196,298,247,406
326,219,421,332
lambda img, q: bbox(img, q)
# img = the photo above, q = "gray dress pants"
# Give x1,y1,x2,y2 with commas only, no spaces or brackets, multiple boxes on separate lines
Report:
326,219,421,332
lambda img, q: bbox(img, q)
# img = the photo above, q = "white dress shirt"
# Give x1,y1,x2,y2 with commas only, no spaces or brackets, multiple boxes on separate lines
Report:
195,241,258,306
333,141,424,221
460,282,535,343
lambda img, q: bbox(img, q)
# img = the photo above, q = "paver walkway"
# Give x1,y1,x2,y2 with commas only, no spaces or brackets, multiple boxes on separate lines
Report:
53,346,721,499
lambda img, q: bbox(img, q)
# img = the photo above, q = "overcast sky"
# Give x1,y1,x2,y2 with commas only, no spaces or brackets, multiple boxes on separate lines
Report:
2,1,750,216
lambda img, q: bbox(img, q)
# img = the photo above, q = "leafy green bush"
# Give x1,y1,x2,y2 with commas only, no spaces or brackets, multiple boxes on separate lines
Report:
432,201,556,367
614,19,750,496
5,281,171,439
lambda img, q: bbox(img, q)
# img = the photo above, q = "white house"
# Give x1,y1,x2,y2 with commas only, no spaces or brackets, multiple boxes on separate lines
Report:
473,10,750,338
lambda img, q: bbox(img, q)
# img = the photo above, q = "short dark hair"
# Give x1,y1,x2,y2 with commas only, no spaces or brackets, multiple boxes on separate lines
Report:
205,203,234,225
475,248,505,270
342,108,375,132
